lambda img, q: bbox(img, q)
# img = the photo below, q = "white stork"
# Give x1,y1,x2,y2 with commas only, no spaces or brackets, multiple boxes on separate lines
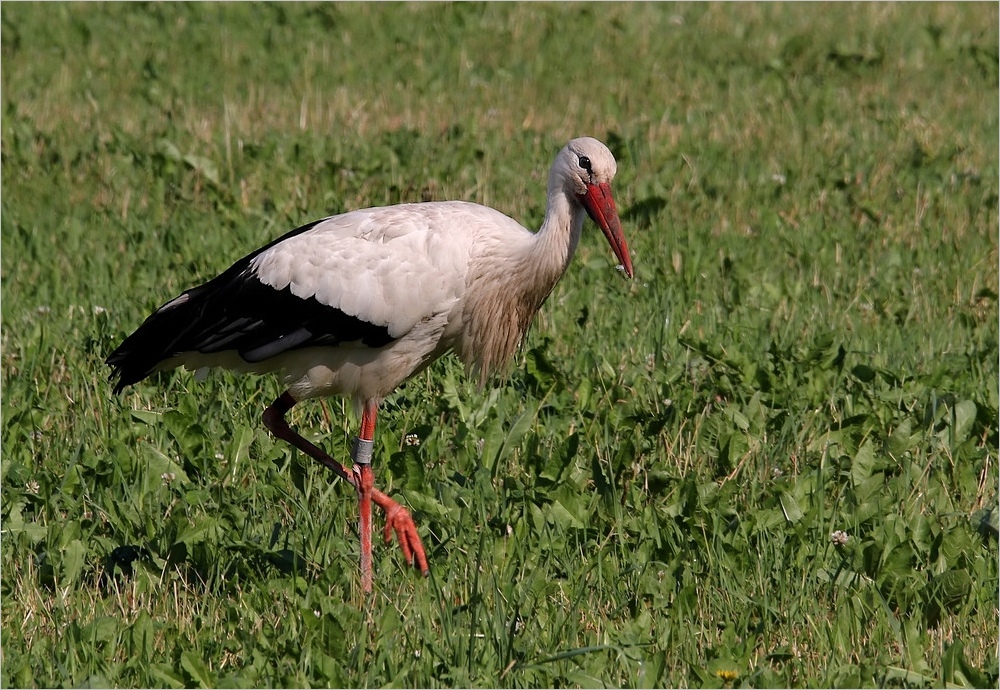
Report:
107,136,633,593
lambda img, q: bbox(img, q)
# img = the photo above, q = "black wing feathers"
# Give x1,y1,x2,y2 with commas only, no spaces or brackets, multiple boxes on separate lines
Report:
106,218,395,392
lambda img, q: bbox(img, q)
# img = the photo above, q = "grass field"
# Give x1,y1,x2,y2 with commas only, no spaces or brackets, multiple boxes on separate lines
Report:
2,3,998,687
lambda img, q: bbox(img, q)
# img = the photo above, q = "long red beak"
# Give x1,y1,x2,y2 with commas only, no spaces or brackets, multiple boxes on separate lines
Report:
579,182,633,279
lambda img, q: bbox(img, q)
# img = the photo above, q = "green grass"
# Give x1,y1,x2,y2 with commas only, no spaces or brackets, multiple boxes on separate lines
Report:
2,2,998,687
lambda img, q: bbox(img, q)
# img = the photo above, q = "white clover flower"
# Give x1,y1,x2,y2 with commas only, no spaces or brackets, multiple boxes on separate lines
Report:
830,530,850,546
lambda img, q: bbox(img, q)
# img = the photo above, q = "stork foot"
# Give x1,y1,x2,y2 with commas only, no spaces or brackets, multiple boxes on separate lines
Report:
375,491,430,576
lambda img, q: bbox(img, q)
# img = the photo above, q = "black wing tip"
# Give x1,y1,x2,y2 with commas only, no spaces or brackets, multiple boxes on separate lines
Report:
108,370,130,395
105,347,152,395
105,352,126,395
106,366,133,396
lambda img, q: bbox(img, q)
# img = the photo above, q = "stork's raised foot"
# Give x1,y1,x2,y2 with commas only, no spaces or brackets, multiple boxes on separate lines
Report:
374,492,430,576
357,470,428,592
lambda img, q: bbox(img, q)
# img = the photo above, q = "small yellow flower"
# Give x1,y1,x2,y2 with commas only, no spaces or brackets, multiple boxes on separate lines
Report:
715,668,739,682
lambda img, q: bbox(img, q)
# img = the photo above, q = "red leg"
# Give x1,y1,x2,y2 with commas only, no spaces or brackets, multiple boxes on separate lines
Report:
355,404,376,593
262,392,429,587
262,392,357,488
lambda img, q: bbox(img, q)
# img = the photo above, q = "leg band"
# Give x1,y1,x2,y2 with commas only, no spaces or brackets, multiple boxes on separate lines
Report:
352,437,374,466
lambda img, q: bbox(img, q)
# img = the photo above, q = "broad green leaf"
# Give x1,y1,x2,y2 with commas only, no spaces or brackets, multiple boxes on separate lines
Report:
157,138,184,162
525,344,561,391
942,639,964,686
129,409,162,425
61,538,86,584
884,667,938,687
149,663,187,688
131,611,155,659
388,449,425,490
546,499,585,530
637,649,666,688
183,153,220,186
939,525,976,567
851,439,877,487
949,638,993,688
752,508,786,532
852,364,877,382
225,425,255,473
175,516,218,546
723,405,751,432
575,375,592,412
975,507,999,540
83,617,119,644
779,491,804,523
854,472,885,504
181,650,215,688
58,464,83,497
564,670,607,687
6,518,47,544
141,445,190,489
928,568,972,611
887,417,916,457
950,400,977,445
490,403,537,474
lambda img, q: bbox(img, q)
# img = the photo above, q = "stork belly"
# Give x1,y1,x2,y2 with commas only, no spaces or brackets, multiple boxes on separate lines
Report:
281,340,439,403
169,312,454,406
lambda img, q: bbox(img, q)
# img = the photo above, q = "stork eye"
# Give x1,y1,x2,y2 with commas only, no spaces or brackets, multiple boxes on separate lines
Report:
578,155,592,172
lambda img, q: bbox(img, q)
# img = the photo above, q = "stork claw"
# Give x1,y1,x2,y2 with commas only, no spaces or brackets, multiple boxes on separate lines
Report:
380,500,430,576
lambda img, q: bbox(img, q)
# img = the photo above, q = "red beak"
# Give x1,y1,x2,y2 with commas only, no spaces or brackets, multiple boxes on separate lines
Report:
579,182,633,279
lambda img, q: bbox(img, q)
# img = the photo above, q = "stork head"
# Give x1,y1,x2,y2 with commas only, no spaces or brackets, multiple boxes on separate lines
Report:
553,137,634,279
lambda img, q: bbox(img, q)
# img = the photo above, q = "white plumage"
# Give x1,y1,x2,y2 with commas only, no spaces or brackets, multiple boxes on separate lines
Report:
249,204,475,335
107,136,633,593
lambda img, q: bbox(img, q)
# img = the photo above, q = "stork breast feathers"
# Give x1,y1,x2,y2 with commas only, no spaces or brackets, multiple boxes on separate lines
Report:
248,205,478,339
